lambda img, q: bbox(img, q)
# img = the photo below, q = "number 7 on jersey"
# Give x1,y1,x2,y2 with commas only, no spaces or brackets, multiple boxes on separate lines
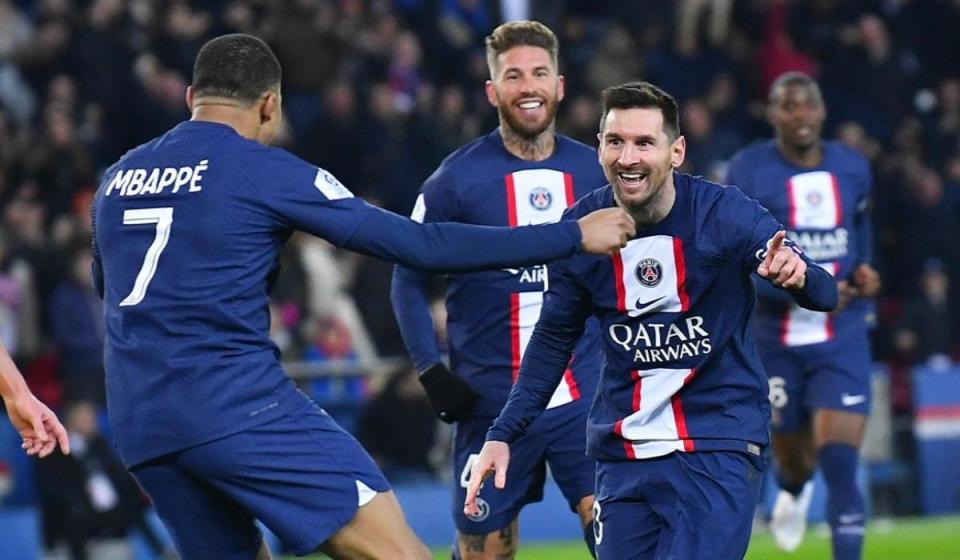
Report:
119,207,174,307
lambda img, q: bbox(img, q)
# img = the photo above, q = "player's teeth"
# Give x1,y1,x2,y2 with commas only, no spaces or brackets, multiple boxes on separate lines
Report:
519,101,542,109
620,173,641,180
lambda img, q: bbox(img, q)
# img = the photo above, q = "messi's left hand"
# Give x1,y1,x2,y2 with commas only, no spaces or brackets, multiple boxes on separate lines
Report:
757,231,807,289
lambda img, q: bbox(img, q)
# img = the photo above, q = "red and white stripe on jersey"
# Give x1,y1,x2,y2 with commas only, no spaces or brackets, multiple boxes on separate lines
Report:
612,367,697,459
786,171,842,230
781,261,838,346
505,169,579,409
612,235,689,317
782,171,842,346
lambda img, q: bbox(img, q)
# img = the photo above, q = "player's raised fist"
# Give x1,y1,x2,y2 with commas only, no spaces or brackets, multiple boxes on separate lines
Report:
577,208,636,255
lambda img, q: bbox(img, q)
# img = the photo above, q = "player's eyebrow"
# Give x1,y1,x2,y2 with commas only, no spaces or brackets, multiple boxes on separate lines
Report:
503,64,552,75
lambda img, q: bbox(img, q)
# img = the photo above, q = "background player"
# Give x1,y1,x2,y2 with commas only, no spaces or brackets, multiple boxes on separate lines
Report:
2,344,69,459
91,34,634,560
391,21,603,560
465,81,839,559
726,71,879,559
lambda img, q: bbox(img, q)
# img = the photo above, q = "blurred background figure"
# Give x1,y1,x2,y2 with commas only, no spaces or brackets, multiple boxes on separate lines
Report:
0,0,956,555
34,400,172,560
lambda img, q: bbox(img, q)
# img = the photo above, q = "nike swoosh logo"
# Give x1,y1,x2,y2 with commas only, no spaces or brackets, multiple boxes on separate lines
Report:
838,514,864,524
841,394,867,406
635,295,667,312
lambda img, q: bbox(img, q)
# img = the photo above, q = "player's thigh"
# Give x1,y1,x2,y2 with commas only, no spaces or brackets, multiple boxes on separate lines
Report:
183,401,392,556
814,408,868,448
659,451,766,560
594,462,658,560
131,456,264,560
319,490,430,560
807,337,872,445
452,416,547,535
542,402,596,526
761,345,809,433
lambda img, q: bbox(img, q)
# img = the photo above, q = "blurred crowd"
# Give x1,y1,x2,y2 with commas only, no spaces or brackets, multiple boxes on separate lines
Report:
0,0,958,524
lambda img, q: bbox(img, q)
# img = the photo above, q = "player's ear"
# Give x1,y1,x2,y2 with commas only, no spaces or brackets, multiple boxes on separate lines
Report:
260,91,279,125
670,135,686,168
484,80,498,108
557,74,566,103
185,86,195,112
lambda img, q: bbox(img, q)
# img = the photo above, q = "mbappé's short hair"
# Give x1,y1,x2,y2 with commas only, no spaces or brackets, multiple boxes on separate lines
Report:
192,33,281,104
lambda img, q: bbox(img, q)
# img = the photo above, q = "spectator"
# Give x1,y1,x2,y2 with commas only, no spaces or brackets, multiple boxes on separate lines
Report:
357,366,440,483
47,238,104,405
34,400,172,560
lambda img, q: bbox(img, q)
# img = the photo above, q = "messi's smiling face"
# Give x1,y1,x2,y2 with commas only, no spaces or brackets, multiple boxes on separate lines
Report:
598,107,685,212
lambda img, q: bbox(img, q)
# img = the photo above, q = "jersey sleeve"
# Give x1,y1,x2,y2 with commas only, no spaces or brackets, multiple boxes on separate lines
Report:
853,160,874,266
244,148,375,246
715,186,837,312
486,256,592,444
243,147,584,272
390,170,460,373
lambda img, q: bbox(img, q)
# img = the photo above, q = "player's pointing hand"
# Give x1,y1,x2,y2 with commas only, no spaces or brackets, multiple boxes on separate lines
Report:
757,230,807,289
578,208,636,255
464,440,510,517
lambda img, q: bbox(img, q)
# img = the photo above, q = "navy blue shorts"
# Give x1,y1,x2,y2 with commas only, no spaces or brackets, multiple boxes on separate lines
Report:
453,399,595,534
130,400,390,559
593,451,766,560
759,333,872,432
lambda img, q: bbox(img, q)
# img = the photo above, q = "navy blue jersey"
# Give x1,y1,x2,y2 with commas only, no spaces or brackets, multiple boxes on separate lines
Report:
726,140,873,346
487,173,837,461
392,130,607,416
92,121,587,467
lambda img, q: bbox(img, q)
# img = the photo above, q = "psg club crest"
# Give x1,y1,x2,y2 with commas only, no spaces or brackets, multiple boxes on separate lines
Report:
806,191,823,206
635,258,663,287
529,187,553,211
466,497,490,522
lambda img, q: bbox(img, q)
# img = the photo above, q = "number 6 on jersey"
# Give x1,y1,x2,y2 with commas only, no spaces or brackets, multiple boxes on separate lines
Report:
119,207,174,307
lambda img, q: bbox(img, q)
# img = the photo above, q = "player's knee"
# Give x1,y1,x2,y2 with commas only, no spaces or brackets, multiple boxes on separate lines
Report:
457,528,518,560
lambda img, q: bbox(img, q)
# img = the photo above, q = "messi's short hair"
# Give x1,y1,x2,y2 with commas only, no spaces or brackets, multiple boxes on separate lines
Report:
600,81,681,140
192,33,281,104
485,20,558,77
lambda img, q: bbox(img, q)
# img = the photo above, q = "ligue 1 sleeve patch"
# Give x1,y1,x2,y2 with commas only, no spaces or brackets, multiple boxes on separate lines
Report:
410,193,426,223
314,168,354,200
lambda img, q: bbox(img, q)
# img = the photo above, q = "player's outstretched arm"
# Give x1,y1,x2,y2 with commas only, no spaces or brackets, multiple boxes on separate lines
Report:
345,205,634,272
0,346,69,458
756,231,838,312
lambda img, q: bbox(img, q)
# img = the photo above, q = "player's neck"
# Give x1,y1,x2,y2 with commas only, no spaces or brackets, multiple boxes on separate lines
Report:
498,124,556,161
191,102,259,141
777,139,823,168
